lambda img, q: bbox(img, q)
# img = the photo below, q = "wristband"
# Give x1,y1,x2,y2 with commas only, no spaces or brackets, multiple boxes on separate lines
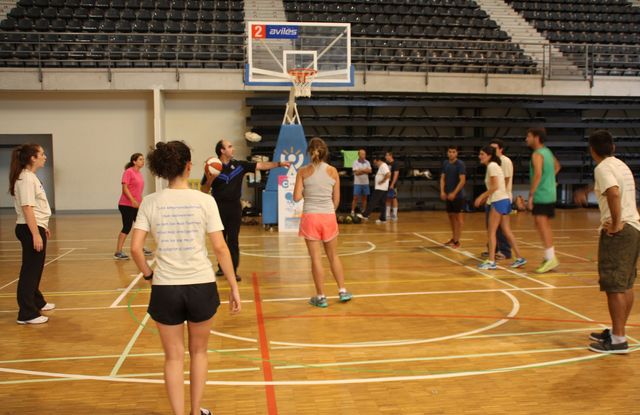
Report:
143,271,153,281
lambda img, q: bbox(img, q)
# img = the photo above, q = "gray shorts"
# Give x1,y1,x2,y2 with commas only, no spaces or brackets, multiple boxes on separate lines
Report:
598,224,640,293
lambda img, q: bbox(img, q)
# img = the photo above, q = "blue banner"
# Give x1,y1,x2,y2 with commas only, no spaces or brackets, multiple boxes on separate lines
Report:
265,25,299,39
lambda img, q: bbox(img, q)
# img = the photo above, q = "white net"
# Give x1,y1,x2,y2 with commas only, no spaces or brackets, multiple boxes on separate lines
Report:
289,69,317,98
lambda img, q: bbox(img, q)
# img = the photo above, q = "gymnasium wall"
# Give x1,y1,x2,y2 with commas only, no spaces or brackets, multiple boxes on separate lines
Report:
0,91,250,211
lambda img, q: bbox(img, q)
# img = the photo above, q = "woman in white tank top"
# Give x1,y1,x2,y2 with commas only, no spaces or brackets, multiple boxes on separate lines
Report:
294,137,353,308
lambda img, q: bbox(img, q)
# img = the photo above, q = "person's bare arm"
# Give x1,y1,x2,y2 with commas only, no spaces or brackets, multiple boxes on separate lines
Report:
131,229,152,277
333,170,341,210
449,174,466,200
554,156,561,175
122,183,139,208
604,186,623,235
293,167,305,203
528,152,543,210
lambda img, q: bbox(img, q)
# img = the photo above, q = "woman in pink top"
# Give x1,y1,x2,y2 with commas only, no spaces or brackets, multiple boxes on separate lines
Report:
114,153,149,259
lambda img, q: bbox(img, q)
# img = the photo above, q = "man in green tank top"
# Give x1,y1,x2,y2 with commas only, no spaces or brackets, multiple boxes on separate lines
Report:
526,128,561,273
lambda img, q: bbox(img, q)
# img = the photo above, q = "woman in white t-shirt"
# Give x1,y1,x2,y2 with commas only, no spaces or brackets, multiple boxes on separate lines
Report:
474,146,526,270
9,144,54,325
130,141,241,415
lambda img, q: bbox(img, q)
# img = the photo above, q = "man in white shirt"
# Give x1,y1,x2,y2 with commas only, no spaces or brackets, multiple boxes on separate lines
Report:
575,130,640,354
360,154,390,224
487,139,514,259
351,149,372,216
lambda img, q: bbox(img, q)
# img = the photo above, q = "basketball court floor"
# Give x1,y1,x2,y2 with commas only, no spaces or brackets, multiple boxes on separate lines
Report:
0,209,638,414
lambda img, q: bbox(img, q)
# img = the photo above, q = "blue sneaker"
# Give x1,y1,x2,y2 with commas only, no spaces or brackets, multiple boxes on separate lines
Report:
511,258,527,268
113,251,129,260
339,291,353,302
478,260,497,270
309,296,328,308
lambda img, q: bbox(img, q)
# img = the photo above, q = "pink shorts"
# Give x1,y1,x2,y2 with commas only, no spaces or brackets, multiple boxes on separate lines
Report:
298,213,339,242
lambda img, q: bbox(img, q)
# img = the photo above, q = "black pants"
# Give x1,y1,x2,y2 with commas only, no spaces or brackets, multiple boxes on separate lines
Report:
363,189,387,221
15,224,48,321
218,200,242,273
118,204,138,235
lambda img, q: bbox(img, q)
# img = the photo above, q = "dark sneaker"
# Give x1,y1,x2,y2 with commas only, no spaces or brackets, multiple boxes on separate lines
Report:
480,251,489,259
450,240,460,249
339,291,353,302
588,338,628,354
215,269,223,277
113,251,129,260
235,274,241,282
589,328,611,342
200,409,212,415
309,296,328,308
444,239,455,246
143,248,153,256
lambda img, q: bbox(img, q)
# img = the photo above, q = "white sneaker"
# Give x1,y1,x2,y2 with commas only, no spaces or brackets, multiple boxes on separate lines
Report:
17,315,49,325
41,303,56,311
375,219,387,224
390,215,398,222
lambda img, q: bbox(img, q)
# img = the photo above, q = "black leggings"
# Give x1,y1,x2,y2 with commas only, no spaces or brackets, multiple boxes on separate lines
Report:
218,200,242,272
118,204,138,235
15,224,48,321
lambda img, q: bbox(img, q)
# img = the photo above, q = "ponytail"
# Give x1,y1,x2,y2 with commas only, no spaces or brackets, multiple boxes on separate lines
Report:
307,137,328,165
125,153,143,170
9,144,41,196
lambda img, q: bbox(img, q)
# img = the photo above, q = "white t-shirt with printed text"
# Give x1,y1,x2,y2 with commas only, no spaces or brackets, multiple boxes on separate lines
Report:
485,162,510,204
134,188,224,285
14,169,51,229
594,156,640,231
375,162,391,191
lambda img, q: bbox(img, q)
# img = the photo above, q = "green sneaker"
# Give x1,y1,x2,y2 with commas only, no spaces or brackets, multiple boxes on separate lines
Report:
309,296,328,308
535,256,559,273
339,291,353,302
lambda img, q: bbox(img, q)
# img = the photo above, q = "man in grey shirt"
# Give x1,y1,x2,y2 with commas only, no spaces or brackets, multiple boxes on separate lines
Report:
351,149,372,216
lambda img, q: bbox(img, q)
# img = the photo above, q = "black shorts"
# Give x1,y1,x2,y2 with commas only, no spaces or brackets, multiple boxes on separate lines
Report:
148,282,220,325
446,198,465,213
532,202,555,218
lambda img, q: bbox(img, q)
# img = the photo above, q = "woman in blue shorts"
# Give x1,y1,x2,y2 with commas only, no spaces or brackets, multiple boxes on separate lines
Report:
474,146,527,270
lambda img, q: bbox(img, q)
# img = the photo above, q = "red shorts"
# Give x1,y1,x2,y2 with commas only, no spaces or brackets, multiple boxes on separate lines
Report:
298,213,339,242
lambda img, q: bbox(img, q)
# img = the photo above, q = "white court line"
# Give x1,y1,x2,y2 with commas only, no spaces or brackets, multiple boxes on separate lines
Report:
414,233,555,288
240,241,376,259
517,239,592,262
273,345,602,370
0,285,601,314
0,348,260,365
421,243,640,345
109,258,156,308
267,290,520,349
110,313,150,377
0,248,79,291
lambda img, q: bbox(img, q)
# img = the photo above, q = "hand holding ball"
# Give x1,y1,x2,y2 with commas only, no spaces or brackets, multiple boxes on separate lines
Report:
205,157,223,177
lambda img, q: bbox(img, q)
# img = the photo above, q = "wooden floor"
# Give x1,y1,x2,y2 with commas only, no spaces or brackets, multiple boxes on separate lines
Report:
1,209,639,414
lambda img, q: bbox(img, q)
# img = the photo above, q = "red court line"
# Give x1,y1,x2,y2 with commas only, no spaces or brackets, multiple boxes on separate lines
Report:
263,312,640,327
252,272,278,415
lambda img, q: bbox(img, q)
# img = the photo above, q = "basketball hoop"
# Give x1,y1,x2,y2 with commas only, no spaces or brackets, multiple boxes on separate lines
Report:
288,68,317,98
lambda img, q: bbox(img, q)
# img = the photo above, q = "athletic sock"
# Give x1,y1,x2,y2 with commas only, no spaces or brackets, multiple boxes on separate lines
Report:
392,207,398,217
339,288,347,294
544,247,555,261
611,334,627,344
386,206,391,218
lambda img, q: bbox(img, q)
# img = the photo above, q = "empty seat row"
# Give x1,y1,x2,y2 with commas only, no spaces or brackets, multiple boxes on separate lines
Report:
285,3,483,15
17,0,243,11
1,17,245,33
8,7,244,21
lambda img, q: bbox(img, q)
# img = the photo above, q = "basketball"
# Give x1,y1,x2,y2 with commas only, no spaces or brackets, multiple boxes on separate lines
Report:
205,157,223,175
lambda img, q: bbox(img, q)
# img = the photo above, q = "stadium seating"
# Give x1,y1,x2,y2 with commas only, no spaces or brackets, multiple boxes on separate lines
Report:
0,0,245,67
284,0,536,74
507,0,640,76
